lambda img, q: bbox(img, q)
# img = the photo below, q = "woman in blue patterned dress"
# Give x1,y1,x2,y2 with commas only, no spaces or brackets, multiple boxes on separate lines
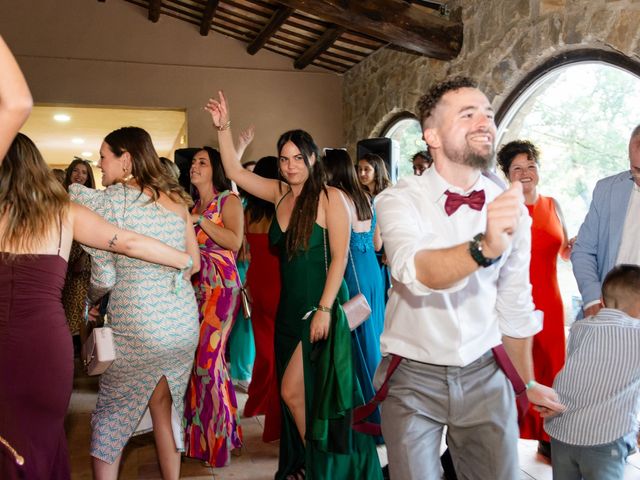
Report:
70,127,200,480
324,149,385,431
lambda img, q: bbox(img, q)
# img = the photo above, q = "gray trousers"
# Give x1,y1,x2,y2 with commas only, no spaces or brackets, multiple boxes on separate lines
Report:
376,350,519,480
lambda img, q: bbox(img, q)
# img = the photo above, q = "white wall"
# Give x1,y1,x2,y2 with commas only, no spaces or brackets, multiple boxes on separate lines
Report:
0,0,344,158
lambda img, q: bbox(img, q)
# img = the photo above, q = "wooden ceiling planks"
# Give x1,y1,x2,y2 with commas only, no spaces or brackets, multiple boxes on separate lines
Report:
118,0,461,73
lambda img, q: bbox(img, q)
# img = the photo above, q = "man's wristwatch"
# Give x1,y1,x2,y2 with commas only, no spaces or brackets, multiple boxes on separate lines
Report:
469,233,501,268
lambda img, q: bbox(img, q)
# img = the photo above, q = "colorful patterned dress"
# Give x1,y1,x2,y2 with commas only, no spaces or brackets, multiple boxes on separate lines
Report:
69,183,199,464
61,241,91,335
184,190,243,467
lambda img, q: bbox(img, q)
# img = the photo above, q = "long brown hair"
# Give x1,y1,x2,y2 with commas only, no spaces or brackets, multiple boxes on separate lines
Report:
0,133,69,254
323,149,372,221
277,130,327,256
64,157,96,190
360,153,390,196
103,127,192,207
245,156,278,224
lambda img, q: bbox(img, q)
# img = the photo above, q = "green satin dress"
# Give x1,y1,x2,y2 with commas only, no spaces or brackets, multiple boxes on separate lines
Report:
270,220,382,480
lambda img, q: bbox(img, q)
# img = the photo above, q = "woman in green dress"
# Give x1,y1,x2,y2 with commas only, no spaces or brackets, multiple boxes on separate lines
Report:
205,92,382,480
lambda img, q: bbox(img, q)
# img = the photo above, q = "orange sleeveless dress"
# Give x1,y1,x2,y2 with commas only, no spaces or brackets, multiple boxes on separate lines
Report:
520,195,566,441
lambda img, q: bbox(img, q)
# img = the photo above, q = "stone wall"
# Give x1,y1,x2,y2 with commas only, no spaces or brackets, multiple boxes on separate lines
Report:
343,0,640,153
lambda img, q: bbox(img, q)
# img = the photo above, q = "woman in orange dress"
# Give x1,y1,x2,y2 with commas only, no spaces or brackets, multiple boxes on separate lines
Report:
498,140,572,459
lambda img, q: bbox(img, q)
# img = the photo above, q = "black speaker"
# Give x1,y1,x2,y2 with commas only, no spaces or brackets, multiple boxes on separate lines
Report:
174,148,199,195
356,137,400,182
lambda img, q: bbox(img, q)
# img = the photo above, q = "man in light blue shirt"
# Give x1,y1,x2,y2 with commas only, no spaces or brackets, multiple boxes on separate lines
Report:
545,264,640,479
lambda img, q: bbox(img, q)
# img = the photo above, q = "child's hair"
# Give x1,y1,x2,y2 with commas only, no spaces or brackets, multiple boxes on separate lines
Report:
602,264,640,312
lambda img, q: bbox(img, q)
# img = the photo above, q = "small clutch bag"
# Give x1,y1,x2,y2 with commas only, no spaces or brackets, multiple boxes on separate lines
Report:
82,327,116,376
343,293,371,331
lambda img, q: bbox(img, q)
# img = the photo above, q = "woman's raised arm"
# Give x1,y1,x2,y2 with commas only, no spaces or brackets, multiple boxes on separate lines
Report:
0,36,32,163
71,203,192,270
205,91,283,204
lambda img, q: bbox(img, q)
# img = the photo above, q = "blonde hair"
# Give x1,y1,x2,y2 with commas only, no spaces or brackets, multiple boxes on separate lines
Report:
0,133,69,255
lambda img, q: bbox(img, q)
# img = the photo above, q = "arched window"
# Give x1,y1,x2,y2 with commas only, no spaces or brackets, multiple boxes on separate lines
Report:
383,114,427,180
496,49,640,320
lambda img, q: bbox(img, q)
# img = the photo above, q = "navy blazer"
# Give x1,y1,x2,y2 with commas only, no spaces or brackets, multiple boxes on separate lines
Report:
571,171,634,307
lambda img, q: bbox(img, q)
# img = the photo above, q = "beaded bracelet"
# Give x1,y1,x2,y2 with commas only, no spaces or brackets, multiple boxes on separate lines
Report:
217,120,232,132
525,380,538,390
195,214,205,226
317,304,331,313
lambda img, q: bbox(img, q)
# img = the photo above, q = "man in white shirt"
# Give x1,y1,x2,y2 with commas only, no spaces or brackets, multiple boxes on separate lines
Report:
572,125,640,318
375,77,565,480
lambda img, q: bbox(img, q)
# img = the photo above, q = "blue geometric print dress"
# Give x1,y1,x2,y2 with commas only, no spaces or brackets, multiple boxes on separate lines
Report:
70,183,199,463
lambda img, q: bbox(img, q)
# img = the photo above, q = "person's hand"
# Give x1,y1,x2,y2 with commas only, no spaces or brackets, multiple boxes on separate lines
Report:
583,303,602,318
527,383,566,418
204,90,229,129
310,310,330,343
236,126,255,152
483,181,524,258
567,236,577,250
87,305,100,323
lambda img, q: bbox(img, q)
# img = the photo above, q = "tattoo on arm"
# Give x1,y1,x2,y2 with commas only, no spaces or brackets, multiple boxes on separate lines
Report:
108,234,118,249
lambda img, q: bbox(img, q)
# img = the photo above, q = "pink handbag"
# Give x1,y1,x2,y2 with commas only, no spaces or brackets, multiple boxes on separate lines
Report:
82,326,116,376
342,292,371,330
322,230,372,331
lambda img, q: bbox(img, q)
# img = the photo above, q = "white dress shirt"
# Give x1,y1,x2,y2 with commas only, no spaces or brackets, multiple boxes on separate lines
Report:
616,182,640,266
375,167,541,367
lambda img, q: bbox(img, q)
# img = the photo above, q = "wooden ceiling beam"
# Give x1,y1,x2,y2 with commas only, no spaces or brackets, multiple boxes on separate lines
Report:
294,25,345,69
200,0,221,36
247,6,294,55
272,0,462,60
148,0,162,22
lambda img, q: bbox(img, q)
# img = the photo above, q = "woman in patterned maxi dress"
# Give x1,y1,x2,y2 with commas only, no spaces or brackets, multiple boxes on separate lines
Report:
70,127,200,479
184,147,244,467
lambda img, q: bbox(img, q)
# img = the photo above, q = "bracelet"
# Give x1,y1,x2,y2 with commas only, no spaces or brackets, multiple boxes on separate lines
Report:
317,304,331,313
217,120,231,132
195,214,204,226
526,380,538,390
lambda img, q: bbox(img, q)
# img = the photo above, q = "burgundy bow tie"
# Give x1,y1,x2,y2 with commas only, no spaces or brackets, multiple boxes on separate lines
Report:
444,189,486,216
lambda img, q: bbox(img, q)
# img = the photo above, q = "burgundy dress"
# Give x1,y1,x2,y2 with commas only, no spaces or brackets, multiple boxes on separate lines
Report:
0,253,73,479
242,231,281,442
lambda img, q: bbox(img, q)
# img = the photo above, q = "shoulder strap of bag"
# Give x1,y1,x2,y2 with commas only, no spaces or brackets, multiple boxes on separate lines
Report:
352,354,403,436
491,344,526,396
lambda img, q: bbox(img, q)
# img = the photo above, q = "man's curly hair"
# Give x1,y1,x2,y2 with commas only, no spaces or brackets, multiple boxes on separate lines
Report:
416,76,478,127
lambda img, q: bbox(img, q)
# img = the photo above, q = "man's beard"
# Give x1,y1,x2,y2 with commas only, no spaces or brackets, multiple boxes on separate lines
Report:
444,139,494,170
462,146,494,170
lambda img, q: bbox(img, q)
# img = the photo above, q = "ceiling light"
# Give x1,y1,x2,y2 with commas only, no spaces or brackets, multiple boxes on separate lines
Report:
53,114,71,122
81,151,93,157
71,138,85,145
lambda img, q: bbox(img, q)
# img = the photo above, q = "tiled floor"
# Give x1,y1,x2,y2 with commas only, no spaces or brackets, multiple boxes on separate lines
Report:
66,365,640,479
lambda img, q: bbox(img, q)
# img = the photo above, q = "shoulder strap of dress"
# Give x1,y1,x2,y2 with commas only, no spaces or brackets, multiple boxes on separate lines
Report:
274,190,291,211
57,214,63,256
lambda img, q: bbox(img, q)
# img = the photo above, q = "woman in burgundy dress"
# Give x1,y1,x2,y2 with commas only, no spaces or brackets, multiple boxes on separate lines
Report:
242,156,282,442
0,123,195,480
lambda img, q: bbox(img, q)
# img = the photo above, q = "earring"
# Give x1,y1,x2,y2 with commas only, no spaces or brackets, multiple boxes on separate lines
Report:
121,166,133,183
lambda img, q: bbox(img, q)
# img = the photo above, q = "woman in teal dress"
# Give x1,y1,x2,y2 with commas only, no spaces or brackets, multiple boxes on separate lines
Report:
324,149,385,434
205,92,382,480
